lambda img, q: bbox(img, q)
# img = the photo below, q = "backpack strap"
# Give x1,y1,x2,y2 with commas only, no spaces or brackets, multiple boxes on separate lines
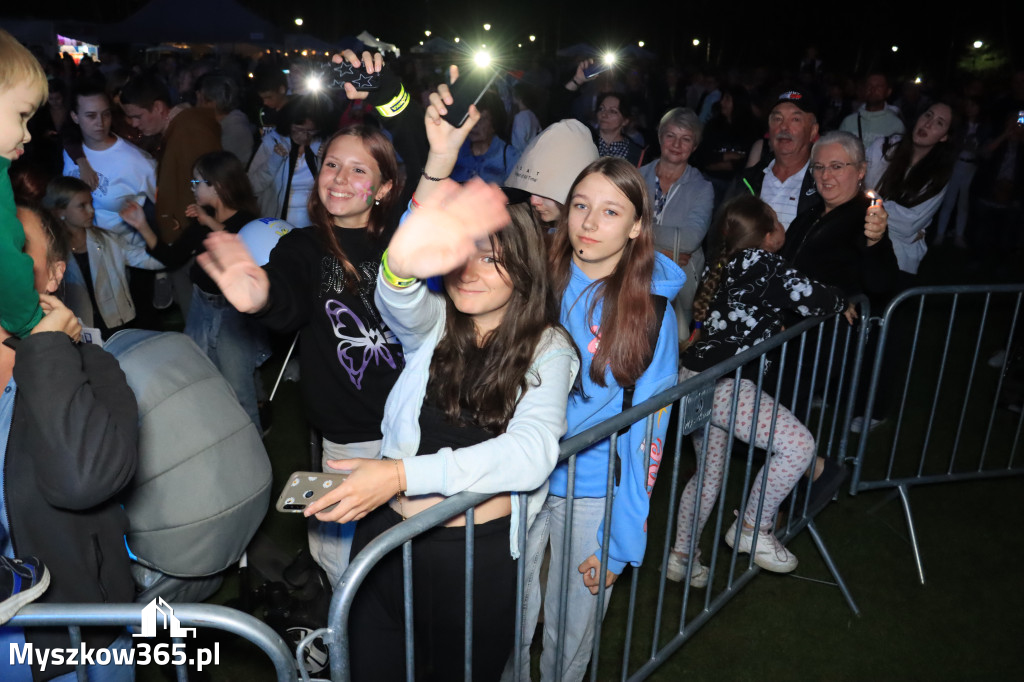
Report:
615,294,669,484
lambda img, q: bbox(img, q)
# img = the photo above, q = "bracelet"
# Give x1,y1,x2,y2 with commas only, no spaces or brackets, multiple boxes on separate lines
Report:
381,248,416,288
375,83,410,118
392,459,404,498
421,169,449,182
572,77,583,87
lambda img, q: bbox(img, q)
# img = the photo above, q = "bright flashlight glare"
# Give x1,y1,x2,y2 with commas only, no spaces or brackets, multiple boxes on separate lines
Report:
602,52,615,66
973,40,983,48
305,75,323,92
474,51,491,67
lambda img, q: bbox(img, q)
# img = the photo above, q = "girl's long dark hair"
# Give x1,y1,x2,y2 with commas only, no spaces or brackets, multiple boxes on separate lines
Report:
428,203,566,433
549,157,656,387
306,125,401,290
876,104,958,208
686,195,776,349
193,151,259,217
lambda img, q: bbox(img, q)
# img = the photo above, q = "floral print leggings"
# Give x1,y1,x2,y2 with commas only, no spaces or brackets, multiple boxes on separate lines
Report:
673,369,816,556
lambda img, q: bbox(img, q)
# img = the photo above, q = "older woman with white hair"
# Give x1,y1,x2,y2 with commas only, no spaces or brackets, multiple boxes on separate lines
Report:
639,107,714,336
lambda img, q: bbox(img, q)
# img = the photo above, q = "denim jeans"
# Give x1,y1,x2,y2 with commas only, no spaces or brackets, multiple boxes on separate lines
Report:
184,286,270,430
511,495,613,682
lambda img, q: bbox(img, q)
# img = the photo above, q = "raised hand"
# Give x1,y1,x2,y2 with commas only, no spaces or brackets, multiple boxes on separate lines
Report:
196,232,271,313
331,49,384,101
864,196,888,246
386,178,510,281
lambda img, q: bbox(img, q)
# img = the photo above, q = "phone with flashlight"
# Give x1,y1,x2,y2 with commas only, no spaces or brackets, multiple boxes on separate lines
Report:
314,61,381,92
583,54,616,80
442,65,500,128
276,471,350,513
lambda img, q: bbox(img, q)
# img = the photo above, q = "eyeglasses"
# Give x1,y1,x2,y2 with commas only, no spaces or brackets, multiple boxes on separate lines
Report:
811,162,857,175
189,179,211,188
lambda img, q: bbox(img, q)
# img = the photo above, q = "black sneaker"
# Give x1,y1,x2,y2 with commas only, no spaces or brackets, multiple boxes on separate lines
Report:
0,556,50,624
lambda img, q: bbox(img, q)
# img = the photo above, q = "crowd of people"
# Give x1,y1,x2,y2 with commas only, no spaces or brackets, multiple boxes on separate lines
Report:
1,24,1022,681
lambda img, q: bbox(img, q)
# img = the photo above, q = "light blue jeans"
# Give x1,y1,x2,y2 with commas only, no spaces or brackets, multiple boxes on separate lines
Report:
511,495,613,682
184,286,270,430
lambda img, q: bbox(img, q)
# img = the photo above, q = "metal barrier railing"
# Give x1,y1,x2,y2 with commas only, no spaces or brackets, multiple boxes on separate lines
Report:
848,284,1024,584
8,602,296,681
311,298,869,681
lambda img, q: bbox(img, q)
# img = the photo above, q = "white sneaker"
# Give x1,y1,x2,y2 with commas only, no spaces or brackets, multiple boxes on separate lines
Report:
849,416,883,434
665,551,709,588
723,520,798,573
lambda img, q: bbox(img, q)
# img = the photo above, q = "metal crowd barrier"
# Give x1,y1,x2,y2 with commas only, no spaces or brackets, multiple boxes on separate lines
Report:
848,284,1024,584
310,298,869,681
8,602,295,681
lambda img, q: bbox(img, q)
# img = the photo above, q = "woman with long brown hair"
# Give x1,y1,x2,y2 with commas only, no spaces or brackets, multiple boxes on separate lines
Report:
199,125,404,583
519,157,686,682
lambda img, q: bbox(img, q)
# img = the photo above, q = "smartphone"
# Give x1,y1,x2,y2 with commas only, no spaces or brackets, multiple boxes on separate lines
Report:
582,52,617,80
275,471,350,513
315,61,381,91
442,66,500,128
582,61,613,80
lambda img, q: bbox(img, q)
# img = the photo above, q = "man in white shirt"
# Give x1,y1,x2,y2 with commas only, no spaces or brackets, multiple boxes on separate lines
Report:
730,90,821,230
840,73,905,151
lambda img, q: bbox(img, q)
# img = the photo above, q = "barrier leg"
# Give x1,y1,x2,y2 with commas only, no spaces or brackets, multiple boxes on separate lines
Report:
897,484,926,585
805,521,860,616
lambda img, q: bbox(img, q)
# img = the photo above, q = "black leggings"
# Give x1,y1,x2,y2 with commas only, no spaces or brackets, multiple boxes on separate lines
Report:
348,505,517,682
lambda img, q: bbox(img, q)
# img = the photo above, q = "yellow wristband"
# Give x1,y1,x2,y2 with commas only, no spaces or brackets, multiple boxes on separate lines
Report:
381,249,416,288
375,84,410,118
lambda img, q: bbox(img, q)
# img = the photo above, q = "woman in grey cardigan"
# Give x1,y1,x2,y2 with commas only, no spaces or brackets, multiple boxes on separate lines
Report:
639,108,714,338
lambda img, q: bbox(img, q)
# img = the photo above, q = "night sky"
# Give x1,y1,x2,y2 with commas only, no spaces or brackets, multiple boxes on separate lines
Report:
5,0,1023,78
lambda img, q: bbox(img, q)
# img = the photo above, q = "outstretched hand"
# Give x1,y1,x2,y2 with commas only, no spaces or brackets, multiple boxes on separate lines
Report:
386,178,510,281
196,232,270,313
331,49,384,101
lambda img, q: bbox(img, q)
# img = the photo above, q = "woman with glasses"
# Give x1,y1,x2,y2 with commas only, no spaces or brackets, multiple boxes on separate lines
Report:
781,131,898,298
120,151,266,430
249,95,333,229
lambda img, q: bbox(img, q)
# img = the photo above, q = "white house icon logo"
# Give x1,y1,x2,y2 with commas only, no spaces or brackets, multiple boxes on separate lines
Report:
133,597,197,638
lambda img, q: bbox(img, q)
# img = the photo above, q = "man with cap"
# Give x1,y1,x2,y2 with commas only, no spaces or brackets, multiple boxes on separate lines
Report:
728,89,821,230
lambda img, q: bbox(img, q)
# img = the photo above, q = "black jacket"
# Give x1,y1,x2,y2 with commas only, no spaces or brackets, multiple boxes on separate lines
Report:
780,193,900,298
724,151,822,219
6,332,138,681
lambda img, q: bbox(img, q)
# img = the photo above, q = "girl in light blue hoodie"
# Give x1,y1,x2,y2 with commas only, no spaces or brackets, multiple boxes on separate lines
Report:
516,157,686,682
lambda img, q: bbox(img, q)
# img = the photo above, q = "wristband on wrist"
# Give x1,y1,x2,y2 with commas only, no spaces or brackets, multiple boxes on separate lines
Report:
381,248,416,288
375,83,410,118
421,169,449,182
